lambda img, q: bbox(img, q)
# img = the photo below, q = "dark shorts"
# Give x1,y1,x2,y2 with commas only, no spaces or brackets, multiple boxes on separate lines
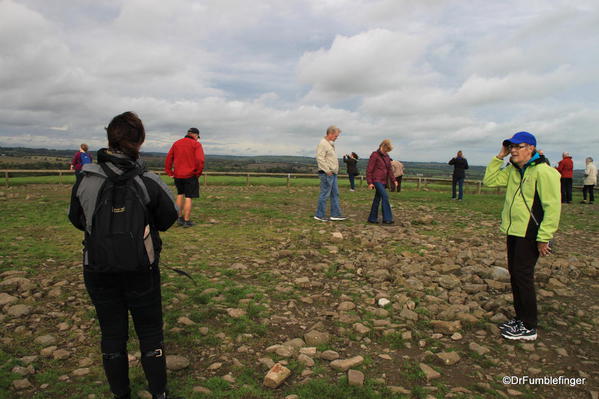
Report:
174,177,200,198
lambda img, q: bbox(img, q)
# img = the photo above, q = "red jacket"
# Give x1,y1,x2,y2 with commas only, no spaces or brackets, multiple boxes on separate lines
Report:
366,150,394,185
164,136,205,178
556,157,573,178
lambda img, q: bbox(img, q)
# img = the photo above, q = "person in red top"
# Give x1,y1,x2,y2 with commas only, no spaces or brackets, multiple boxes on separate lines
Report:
366,139,398,224
164,128,205,227
556,152,573,203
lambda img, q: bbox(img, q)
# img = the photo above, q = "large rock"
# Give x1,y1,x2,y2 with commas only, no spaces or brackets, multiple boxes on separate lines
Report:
469,342,490,356
399,309,418,321
337,301,356,311
330,356,364,371
263,363,291,388
0,277,34,292
304,330,330,346
0,293,18,306
34,335,57,346
320,350,340,361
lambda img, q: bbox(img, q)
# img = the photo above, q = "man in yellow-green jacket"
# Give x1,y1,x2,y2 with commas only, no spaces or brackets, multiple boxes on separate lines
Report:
483,131,561,341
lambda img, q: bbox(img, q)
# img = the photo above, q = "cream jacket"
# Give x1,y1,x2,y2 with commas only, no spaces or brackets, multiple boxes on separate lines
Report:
584,162,597,185
316,138,339,174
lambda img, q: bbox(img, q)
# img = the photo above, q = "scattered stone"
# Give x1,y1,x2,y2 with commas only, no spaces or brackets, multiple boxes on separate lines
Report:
431,320,462,334
298,354,315,367
304,330,330,346
437,351,461,365
347,369,364,386
320,350,340,361
72,368,90,377
177,316,195,326
294,277,310,286
353,323,371,335
7,304,32,317
263,363,291,388
222,374,235,383
451,332,463,341
40,346,57,357
377,298,391,307
52,349,71,360
331,232,343,240
419,363,441,380
0,293,18,306
192,386,212,394
491,266,511,281
166,355,190,371
34,335,57,346
208,362,223,370
226,308,247,318
337,301,356,311
12,378,32,390
330,356,364,371
469,342,490,356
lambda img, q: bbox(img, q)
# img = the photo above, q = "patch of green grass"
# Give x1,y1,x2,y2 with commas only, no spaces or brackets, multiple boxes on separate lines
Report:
289,377,407,399
381,332,406,349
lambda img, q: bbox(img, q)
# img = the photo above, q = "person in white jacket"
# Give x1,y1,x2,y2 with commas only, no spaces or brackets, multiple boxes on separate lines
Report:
582,157,597,204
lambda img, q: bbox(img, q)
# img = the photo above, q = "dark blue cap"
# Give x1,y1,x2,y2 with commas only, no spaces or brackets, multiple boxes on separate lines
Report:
503,131,536,147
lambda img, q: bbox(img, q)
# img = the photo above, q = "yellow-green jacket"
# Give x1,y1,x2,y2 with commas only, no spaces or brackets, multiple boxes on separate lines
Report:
483,154,561,242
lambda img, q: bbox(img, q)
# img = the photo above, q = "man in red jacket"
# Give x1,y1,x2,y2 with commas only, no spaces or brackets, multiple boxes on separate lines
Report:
556,152,573,203
164,128,205,227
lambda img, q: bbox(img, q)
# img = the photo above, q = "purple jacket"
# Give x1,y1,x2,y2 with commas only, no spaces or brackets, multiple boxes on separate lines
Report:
366,150,394,185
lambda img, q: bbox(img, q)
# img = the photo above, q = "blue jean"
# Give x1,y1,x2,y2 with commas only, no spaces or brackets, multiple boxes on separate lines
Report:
368,182,393,222
348,174,355,190
452,176,464,199
315,173,342,218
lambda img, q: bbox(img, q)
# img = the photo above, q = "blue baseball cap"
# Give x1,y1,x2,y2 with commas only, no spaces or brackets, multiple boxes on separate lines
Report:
503,131,536,147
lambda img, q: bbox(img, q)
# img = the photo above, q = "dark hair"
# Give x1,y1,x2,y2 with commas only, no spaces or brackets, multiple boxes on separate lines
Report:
351,152,359,159
106,111,145,159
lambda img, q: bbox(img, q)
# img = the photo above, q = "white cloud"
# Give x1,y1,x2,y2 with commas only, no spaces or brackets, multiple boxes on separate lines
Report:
0,0,597,169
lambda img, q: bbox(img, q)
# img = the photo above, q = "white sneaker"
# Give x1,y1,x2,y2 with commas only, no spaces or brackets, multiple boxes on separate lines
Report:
313,216,328,222
330,216,347,221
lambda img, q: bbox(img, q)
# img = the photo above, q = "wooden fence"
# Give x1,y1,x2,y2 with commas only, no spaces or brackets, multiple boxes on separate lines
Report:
2,169,595,194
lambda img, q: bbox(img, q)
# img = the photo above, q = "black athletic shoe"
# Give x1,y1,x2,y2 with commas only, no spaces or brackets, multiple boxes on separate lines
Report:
177,216,185,226
183,220,194,228
498,318,520,331
501,323,537,341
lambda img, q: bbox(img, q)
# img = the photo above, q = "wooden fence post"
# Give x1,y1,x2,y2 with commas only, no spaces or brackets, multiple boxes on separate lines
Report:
287,173,291,188
204,174,207,187
417,177,421,190
246,173,250,187
58,171,63,185
4,171,8,187
477,181,482,194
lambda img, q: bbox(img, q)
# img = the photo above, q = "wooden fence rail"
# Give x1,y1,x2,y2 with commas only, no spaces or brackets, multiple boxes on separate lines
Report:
2,169,595,194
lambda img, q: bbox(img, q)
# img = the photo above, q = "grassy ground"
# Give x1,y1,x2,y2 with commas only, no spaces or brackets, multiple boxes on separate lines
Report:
0,180,597,398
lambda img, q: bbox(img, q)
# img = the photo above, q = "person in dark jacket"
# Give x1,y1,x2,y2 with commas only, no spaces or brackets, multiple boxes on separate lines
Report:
449,150,469,200
69,112,183,399
366,139,397,224
343,152,359,191
164,128,205,227
556,152,574,203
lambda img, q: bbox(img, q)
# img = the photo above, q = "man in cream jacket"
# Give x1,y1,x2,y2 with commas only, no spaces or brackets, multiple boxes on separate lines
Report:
314,126,347,221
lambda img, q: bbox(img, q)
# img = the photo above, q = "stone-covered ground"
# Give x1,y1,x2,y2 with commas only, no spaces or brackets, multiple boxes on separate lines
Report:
0,184,597,399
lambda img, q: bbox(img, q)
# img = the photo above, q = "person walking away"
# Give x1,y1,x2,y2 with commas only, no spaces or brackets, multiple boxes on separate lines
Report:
314,126,346,221
390,159,404,192
483,131,560,341
366,139,397,224
343,152,360,191
582,157,597,204
69,112,183,399
448,150,469,200
164,128,205,227
71,143,93,183
556,152,573,203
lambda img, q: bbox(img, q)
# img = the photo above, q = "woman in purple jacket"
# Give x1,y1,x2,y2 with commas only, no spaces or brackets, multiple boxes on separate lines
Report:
366,139,398,224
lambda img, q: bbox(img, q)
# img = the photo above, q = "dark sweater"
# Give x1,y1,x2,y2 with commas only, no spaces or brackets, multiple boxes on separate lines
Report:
449,157,469,178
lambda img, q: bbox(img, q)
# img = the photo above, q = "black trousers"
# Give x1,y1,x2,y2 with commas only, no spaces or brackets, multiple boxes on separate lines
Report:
84,267,166,397
583,185,595,202
560,177,572,203
506,235,539,329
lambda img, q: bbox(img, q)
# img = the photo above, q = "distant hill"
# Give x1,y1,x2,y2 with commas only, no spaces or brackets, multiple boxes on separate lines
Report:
0,146,585,180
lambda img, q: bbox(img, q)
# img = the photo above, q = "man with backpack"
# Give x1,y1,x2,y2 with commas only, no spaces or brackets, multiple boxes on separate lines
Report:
69,112,183,399
164,128,205,227
71,143,93,182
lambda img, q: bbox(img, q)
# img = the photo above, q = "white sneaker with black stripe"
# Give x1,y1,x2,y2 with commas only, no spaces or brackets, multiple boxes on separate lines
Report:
498,318,520,331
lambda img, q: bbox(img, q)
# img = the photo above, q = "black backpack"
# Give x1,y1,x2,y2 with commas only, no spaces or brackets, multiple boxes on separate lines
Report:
85,163,155,273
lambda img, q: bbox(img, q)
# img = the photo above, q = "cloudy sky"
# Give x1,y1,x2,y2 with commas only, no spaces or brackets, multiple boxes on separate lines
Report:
1,0,597,166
